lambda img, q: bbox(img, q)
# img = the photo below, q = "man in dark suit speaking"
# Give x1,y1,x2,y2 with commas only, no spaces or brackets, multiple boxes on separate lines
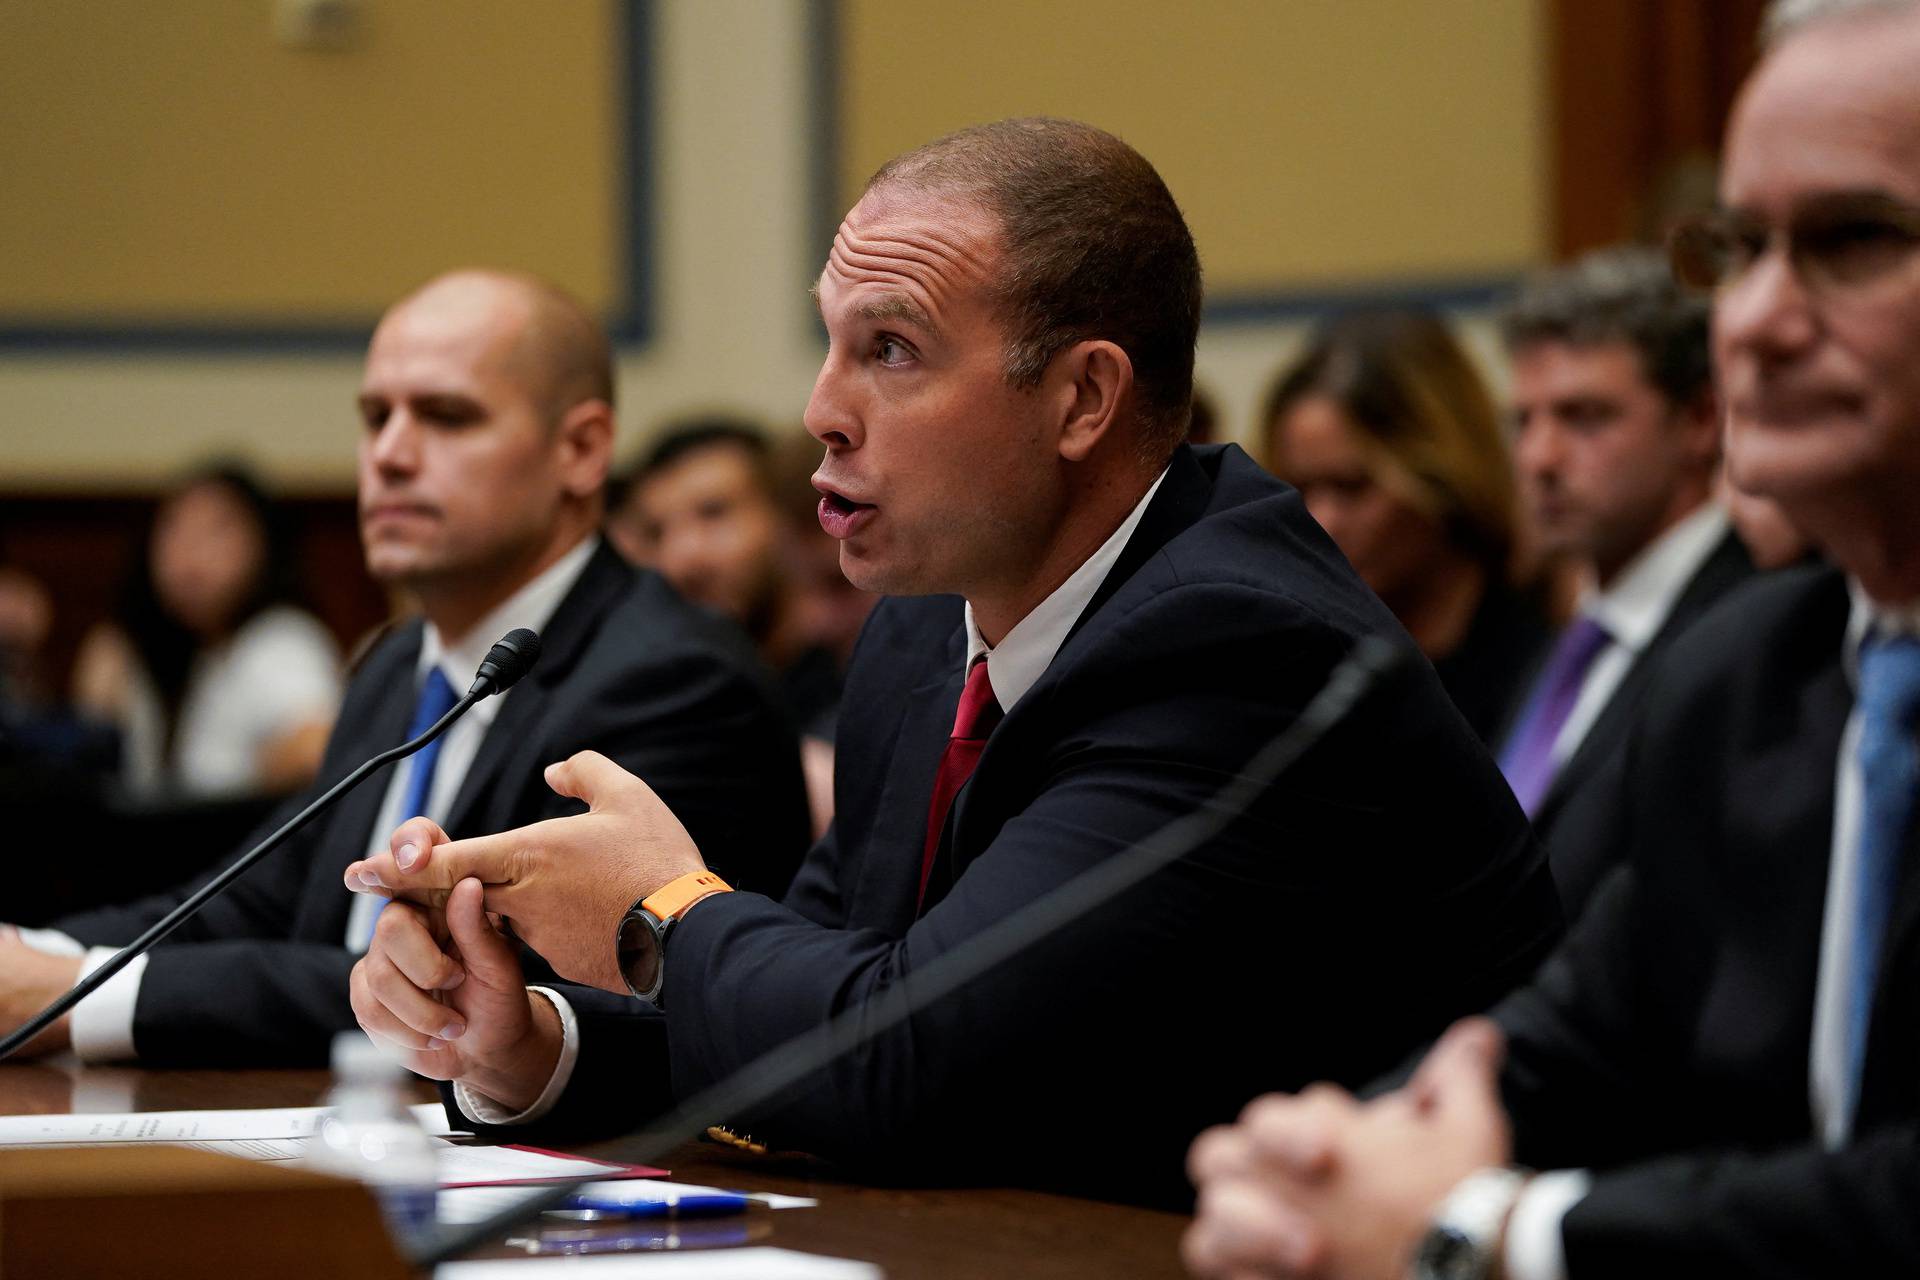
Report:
0,269,807,1066
1184,3,1920,1276
345,121,1559,1205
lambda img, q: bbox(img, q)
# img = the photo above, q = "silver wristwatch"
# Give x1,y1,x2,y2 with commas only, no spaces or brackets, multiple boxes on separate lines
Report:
1408,1166,1527,1280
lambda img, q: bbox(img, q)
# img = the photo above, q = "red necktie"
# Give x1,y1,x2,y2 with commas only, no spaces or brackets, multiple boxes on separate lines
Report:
919,657,1003,907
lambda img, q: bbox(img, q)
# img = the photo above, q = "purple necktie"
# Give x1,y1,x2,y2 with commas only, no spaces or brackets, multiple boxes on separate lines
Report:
1498,615,1613,815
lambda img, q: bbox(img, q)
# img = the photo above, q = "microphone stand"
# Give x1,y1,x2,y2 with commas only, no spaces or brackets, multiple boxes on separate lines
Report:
409,634,1406,1269
0,688,487,1061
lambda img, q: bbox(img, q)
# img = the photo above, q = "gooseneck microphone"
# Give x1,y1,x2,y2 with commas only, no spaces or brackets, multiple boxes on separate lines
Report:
410,634,1407,1269
468,627,542,699
0,628,543,1062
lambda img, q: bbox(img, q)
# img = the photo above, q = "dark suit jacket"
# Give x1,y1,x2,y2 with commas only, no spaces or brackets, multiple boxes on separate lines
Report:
58,542,810,1066
1525,527,1756,915
1492,566,1920,1276
519,446,1561,1206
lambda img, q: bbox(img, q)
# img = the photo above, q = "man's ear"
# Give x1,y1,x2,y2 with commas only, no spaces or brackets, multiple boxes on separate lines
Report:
555,399,616,498
1053,339,1135,463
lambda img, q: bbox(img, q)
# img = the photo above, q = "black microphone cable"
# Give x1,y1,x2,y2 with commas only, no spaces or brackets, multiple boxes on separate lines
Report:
409,633,1405,1269
0,628,542,1062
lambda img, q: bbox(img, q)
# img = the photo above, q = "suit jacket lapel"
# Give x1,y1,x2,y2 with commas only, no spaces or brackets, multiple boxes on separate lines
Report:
443,542,629,834
866,623,966,927
295,625,424,939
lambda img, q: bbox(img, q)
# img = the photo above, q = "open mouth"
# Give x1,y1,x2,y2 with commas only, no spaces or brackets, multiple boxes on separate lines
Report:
815,486,877,539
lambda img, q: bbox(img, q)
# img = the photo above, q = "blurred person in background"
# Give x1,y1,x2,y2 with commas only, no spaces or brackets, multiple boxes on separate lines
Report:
768,428,876,836
769,428,877,683
1263,309,1552,743
1496,247,1756,914
612,420,871,836
0,563,120,783
71,463,342,800
610,417,843,736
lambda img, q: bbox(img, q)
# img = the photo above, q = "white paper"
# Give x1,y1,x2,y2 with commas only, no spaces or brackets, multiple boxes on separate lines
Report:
437,1247,878,1278
436,1144,632,1187
437,1179,818,1224
0,1103,459,1145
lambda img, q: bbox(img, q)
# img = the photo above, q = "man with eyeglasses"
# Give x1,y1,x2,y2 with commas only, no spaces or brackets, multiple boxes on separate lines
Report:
1183,2,1920,1277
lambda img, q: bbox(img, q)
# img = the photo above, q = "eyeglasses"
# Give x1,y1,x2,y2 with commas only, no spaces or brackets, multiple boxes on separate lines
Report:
1670,192,1920,294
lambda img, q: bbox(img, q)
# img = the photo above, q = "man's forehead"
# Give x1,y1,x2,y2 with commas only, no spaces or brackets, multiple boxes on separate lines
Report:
363,299,526,392
1511,340,1660,402
1727,13,1920,201
816,187,1000,310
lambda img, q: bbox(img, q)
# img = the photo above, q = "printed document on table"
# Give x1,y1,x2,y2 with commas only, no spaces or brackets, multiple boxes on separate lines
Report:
0,1103,458,1146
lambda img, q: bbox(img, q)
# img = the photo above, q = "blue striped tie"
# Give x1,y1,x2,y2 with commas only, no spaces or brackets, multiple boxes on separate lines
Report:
1841,632,1920,1134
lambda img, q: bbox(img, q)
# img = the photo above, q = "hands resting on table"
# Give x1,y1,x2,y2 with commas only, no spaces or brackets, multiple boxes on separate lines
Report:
1181,1018,1518,1280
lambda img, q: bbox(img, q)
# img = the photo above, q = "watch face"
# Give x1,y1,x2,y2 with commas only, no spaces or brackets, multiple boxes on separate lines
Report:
1412,1228,1478,1280
618,911,663,1000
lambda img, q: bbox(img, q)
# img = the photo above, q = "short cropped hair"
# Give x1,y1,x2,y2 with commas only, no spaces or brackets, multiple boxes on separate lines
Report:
1264,310,1517,575
866,118,1203,462
1501,247,1712,408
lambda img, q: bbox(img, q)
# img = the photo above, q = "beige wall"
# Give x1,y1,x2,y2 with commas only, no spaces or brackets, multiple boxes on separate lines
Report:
0,0,1545,491
0,1,621,319
840,0,1547,293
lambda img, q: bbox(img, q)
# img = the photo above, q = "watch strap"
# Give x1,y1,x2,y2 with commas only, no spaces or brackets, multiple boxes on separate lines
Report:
642,870,732,921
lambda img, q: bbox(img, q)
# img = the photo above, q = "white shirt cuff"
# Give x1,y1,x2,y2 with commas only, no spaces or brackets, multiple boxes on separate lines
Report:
13,926,85,957
11,929,144,1064
451,985,580,1126
69,947,147,1063
1503,1169,1592,1280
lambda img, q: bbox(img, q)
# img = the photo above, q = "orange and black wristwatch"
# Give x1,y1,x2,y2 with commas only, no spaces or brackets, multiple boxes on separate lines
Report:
616,870,732,1005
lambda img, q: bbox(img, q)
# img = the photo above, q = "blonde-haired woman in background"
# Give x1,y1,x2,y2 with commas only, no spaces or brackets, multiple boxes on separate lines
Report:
1263,309,1551,743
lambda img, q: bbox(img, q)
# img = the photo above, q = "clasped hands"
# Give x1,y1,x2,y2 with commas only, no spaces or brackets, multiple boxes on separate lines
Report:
1183,1019,1517,1280
343,751,705,1108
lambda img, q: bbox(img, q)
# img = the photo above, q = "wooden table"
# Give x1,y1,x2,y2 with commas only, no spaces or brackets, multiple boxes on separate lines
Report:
0,1063,1191,1277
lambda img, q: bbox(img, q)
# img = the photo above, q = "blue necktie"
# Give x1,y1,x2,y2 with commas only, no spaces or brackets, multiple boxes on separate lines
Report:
364,667,459,942
398,666,460,824
1841,632,1920,1133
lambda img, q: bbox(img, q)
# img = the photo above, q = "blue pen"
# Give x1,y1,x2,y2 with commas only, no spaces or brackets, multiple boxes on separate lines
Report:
544,1188,753,1221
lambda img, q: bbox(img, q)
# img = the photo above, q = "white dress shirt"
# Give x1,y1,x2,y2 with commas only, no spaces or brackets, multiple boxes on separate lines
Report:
19,536,599,1063
1547,503,1730,771
1502,574,1920,1280
456,471,1170,1126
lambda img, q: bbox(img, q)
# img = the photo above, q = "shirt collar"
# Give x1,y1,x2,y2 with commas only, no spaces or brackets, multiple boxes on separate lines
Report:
1580,502,1730,652
416,535,599,722
1844,577,1920,687
962,468,1168,713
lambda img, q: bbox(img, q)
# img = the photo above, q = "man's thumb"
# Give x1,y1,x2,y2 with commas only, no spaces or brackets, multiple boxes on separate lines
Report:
543,750,622,807
443,877,520,988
